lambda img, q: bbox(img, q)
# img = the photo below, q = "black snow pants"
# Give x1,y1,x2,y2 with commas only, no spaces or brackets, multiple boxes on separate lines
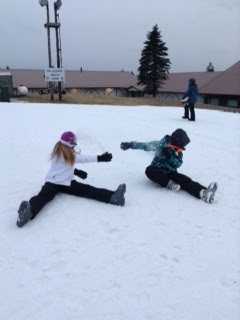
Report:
145,166,205,199
184,103,195,121
29,180,114,219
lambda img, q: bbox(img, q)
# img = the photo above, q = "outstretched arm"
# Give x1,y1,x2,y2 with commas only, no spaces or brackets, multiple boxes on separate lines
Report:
75,152,112,163
120,141,160,152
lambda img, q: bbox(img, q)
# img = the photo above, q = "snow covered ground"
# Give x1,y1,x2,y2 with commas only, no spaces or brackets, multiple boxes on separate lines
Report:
0,102,239,320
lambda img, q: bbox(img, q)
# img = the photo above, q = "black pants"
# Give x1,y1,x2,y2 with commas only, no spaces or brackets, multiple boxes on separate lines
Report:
145,166,205,199
184,103,195,120
29,180,114,218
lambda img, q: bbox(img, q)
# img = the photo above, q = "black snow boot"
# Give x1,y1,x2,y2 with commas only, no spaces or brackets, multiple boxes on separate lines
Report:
110,184,126,206
16,201,33,227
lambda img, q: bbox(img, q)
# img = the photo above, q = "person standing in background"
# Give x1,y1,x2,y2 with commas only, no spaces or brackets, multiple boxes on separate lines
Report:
181,78,198,121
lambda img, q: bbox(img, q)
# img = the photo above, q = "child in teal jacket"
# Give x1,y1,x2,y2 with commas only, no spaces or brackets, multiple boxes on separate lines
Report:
121,128,217,203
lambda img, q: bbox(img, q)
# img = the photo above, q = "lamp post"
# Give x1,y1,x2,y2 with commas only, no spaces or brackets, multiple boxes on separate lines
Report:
39,0,63,101
54,0,62,101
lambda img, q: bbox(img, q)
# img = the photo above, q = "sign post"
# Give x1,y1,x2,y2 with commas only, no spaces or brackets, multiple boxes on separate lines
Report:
45,68,65,82
44,68,65,101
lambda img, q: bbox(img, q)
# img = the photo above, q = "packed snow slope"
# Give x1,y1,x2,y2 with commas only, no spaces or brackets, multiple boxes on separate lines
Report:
0,102,239,320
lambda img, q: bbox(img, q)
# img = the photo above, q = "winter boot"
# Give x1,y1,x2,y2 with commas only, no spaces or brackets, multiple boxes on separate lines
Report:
182,104,189,119
200,182,218,204
16,201,33,227
110,184,126,206
166,180,181,191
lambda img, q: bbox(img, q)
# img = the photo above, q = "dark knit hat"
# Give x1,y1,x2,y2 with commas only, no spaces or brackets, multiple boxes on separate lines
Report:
189,78,196,84
171,129,190,150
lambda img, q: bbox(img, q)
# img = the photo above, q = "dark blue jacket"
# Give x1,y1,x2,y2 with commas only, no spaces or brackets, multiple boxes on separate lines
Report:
183,83,198,104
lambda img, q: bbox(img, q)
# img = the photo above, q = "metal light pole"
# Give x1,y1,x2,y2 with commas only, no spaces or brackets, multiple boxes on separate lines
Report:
39,0,54,101
54,0,62,101
39,0,63,101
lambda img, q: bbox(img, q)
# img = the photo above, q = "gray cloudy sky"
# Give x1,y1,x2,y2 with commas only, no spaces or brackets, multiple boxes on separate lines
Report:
0,0,239,73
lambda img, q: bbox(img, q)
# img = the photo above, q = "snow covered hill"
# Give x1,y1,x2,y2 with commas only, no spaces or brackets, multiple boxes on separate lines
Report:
0,102,239,320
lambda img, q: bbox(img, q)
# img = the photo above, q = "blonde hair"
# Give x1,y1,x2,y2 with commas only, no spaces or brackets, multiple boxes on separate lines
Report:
50,141,76,166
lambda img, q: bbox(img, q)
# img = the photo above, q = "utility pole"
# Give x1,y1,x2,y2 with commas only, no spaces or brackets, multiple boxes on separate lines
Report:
54,1,62,101
45,2,54,101
39,0,63,102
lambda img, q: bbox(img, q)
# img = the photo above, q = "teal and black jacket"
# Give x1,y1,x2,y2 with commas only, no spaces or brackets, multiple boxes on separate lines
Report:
131,135,183,174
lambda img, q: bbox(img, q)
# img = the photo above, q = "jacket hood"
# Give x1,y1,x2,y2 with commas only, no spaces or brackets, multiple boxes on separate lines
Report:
170,129,190,150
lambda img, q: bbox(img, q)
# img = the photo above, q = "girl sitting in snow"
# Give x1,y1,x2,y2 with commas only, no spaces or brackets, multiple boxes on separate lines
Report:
120,128,217,203
17,131,126,228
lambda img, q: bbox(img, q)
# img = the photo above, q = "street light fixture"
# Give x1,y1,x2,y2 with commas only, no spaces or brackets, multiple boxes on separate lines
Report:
54,0,63,101
39,0,49,7
39,0,63,101
54,0,62,10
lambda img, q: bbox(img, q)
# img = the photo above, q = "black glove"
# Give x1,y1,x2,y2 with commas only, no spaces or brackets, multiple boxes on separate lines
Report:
97,152,112,162
162,147,171,160
74,168,88,179
120,142,133,150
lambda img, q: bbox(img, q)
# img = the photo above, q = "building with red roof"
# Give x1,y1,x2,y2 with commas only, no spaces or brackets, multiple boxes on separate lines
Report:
1,61,239,108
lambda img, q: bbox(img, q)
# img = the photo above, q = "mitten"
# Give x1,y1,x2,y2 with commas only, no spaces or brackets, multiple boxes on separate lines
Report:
162,147,171,159
97,152,112,162
74,168,88,179
120,142,133,150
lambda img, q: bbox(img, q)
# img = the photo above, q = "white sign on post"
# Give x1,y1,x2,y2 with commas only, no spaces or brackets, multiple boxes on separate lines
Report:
45,68,65,82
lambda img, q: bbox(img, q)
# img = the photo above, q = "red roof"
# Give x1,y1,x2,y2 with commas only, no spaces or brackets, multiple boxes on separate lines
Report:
4,69,46,88
1,69,137,89
1,61,239,96
199,61,240,95
158,72,221,93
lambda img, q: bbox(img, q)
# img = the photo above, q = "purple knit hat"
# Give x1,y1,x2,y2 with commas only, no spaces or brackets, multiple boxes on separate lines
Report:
60,131,77,148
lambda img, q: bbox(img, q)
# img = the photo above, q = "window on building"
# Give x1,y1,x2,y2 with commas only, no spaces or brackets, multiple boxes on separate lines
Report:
227,99,238,108
210,97,219,105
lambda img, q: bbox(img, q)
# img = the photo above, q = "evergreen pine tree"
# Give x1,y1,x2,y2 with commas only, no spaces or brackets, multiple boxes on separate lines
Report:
138,25,171,97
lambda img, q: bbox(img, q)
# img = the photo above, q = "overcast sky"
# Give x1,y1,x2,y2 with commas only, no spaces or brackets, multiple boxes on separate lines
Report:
0,0,239,73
